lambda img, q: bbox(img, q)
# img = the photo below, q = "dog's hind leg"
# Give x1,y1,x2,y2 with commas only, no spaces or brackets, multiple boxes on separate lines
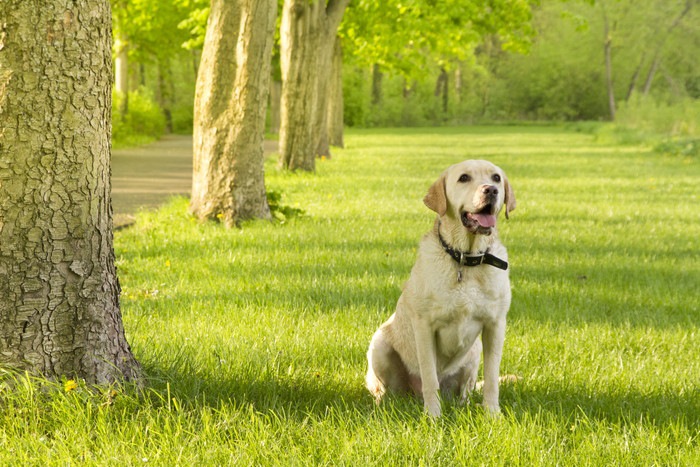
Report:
366,328,412,403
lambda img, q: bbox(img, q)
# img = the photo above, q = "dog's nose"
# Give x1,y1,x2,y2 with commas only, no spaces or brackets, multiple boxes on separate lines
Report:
482,185,499,197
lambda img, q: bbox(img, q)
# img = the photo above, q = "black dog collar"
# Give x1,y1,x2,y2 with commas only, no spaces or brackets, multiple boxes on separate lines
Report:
437,230,508,270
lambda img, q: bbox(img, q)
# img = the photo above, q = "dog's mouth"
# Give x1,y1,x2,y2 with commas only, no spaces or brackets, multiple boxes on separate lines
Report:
461,204,496,234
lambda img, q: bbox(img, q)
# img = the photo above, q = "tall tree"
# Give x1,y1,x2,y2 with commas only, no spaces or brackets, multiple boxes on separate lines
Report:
601,0,617,119
327,36,345,148
278,0,350,171
0,0,141,383
190,0,277,226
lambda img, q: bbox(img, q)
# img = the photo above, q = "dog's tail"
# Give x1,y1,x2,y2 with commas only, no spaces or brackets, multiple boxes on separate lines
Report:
474,374,521,391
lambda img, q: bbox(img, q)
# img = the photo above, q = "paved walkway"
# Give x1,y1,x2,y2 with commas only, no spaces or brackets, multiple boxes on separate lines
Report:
111,135,277,228
111,135,193,227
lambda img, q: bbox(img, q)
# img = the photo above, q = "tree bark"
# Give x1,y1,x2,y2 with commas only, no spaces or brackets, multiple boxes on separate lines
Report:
157,56,174,133
602,6,616,120
279,0,350,171
190,0,276,226
327,36,344,149
435,67,449,114
0,0,141,383
625,52,647,101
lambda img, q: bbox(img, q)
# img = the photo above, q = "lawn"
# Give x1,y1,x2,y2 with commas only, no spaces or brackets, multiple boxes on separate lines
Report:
2,126,698,465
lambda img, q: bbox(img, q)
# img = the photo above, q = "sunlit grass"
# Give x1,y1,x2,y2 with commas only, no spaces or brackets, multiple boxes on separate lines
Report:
1,126,698,464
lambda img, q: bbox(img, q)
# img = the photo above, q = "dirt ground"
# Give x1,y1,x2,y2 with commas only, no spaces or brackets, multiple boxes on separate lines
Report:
111,135,277,228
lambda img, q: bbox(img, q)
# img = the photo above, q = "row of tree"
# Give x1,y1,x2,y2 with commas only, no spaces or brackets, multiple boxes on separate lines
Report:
112,1,700,140
1,0,697,384
0,0,535,385
184,0,539,227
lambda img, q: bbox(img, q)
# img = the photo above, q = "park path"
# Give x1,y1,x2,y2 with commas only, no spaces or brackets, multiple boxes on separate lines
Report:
111,135,277,228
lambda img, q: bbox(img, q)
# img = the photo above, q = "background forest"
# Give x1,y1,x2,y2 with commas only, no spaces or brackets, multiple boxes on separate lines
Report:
112,0,700,148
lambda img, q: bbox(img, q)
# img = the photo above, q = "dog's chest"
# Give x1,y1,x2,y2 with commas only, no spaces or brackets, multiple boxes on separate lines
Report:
442,269,503,319
431,276,501,362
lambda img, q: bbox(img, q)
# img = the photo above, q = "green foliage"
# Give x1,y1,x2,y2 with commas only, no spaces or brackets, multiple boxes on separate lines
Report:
3,127,698,464
111,0,201,138
112,88,167,148
654,138,700,158
342,0,535,78
176,0,209,50
616,94,700,138
266,190,305,222
344,0,700,127
112,0,196,62
350,75,447,128
341,66,370,127
594,95,700,146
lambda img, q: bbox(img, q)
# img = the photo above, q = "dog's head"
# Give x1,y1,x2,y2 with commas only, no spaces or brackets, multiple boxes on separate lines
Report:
423,160,515,235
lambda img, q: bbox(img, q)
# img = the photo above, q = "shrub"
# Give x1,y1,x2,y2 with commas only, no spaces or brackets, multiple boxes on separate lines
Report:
615,94,700,139
112,87,167,148
654,138,700,158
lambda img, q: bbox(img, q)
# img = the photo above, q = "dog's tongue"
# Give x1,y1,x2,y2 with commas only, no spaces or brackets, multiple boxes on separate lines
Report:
470,213,496,228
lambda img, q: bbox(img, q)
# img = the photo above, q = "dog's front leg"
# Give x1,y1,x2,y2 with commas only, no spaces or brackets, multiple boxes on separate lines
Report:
481,319,506,415
413,318,441,417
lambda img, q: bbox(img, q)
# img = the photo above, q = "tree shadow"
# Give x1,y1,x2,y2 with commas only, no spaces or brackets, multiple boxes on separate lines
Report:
137,356,373,423
500,379,700,431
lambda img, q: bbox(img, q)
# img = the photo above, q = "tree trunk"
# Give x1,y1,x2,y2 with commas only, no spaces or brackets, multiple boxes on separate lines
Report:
642,0,693,97
190,0,276,227
327,37,344,149
316,50,332,159
279,0,350,171
602,8,616,120
435,67,449,114
371,63,383,106
0,0,141,384
157,56,174,133
642,57,661,96
455,64,463,105
625,53,647,100
192,49,200,79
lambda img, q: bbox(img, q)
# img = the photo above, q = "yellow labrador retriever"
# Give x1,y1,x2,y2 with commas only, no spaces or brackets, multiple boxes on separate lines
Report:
366,160,516,417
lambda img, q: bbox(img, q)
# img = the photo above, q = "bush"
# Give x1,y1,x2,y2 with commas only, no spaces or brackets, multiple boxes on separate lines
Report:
615,95,700,139
112,87,167,148
654,138,700,158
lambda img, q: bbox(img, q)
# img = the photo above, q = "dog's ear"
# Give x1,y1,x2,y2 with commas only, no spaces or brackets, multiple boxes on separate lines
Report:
424,173,447,216
503,174,516,219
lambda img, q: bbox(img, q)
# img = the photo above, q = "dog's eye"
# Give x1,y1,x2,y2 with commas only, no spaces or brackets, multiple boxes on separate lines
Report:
458,174,471,183
492,174,501,183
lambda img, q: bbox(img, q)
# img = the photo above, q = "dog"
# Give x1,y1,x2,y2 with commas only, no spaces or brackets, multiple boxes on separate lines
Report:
365,159,516,417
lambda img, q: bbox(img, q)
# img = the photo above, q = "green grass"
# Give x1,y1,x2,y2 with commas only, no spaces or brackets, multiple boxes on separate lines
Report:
2,126,699,465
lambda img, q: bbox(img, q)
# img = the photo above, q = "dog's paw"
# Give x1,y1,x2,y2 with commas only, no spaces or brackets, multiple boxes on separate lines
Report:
477,403,502,418
423,397,442,417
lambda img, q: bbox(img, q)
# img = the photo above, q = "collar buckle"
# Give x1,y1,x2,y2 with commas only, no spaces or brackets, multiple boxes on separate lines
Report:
460,252,484,267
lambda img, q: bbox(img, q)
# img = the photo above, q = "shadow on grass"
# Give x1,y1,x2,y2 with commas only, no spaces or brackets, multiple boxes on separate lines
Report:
135,346,699,437
501,380,700,430
138,357,375,423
